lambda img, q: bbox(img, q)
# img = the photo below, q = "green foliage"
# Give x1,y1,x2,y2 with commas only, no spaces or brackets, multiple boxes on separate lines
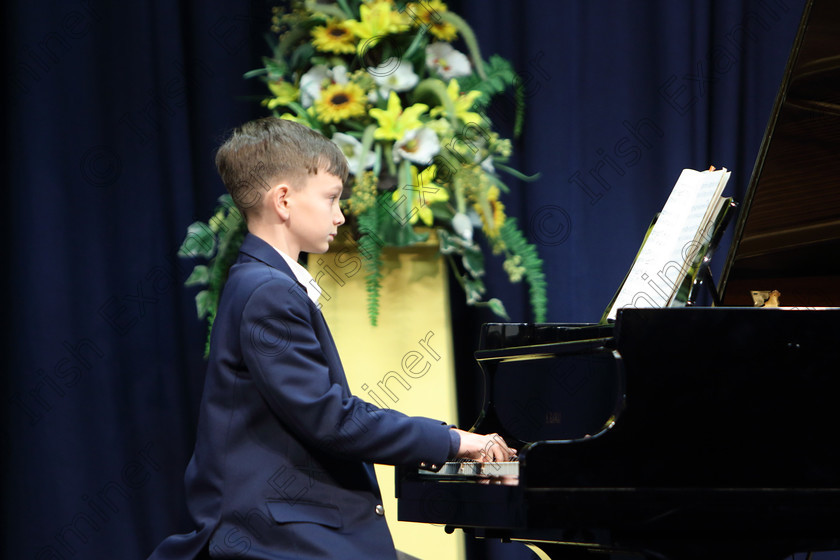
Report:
486,297,509,319
459,55,525,137
499,218,548,322
356,204,385,326
460,55,516,99
178,195,247,357
178,222,216,260
438,229,509,320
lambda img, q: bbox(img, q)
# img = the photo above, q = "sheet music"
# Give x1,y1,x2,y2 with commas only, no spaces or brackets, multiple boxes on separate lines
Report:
606,169,730,321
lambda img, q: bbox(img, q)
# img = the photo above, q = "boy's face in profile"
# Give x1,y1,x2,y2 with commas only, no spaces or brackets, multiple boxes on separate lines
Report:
285,169,345,255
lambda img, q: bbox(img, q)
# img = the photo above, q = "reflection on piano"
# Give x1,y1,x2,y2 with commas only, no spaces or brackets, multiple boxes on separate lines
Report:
396,1,840,558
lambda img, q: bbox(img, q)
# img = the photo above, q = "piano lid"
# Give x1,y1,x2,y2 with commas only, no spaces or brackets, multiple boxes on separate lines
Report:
719,0,840,307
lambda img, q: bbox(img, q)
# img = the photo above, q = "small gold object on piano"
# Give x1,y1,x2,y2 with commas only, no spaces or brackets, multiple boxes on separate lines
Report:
750,290,781,307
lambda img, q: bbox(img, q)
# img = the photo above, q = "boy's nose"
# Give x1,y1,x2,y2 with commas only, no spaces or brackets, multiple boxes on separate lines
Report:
334,206,345,226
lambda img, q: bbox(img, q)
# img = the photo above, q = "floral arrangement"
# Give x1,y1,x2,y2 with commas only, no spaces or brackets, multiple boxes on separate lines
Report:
181,0,547,346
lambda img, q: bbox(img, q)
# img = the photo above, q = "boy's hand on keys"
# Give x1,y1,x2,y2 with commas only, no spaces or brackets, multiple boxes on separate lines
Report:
453,429,517,462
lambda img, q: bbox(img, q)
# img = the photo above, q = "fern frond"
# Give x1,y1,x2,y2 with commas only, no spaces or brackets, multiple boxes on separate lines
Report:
357,206,384,326
459,55,526,137
513,75,525,137
459,55,518,99
499,218,548,322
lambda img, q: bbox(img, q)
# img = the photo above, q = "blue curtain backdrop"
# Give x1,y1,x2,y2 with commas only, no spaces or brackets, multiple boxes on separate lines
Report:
5,1,833,560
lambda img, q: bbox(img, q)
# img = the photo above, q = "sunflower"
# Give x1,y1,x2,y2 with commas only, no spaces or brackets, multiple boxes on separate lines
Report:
344,0,411,54
314,82,367,123
408,0,458,41
311,20,356,54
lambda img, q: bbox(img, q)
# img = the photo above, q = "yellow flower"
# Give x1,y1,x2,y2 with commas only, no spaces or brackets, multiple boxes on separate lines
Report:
369,91,428,141
279,107,316,126
503,255,525,282
494,137,512,157
428,20,458,41
431,79,484,125
346,171,379,215
264,80,298,109
392,164,448,226
474,184,506,235
311,20,356,54
344,0,410,54
407,0,457,41
314,82,368,123
425,117,453,138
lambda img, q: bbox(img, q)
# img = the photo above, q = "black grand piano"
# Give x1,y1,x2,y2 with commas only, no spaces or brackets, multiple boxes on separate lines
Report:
396,1,840,558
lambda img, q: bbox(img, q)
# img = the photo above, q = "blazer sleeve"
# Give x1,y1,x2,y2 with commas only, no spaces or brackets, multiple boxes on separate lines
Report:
239,274,452,467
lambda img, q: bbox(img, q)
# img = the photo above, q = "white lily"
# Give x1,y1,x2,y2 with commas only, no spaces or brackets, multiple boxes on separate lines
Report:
425,42,472,79
332,132,376,176
368,57,419,94
300,64,349,107
331,65,349,85
394,127,441,164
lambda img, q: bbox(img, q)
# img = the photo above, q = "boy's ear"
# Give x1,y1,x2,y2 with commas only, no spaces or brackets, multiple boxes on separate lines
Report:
272,184,291,220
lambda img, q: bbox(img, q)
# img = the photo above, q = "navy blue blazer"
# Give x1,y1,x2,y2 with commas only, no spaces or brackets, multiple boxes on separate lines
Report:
149,233,453,560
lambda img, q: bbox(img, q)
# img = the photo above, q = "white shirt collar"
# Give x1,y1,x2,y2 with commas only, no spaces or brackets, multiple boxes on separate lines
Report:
274,248,321,305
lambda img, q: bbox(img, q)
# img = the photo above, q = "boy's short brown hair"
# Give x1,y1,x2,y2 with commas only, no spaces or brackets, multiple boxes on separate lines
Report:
215,117,349,216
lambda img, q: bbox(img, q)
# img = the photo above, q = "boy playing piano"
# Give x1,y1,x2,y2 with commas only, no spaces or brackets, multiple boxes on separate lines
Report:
148,117,515,560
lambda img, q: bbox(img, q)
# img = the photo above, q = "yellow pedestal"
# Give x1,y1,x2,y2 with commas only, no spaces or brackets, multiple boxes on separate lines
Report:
308,240,464,560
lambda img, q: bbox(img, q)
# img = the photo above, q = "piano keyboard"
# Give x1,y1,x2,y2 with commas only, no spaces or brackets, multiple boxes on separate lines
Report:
419,460,520,477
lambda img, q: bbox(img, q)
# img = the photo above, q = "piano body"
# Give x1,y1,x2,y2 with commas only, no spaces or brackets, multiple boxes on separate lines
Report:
396,0,840,558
